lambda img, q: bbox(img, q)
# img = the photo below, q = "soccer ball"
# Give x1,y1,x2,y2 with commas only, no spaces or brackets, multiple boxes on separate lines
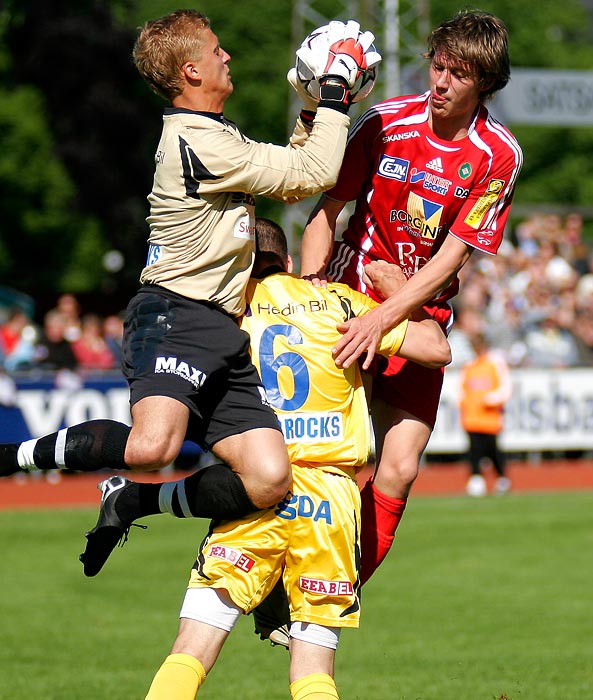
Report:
296,56,378,104
295,24,379,104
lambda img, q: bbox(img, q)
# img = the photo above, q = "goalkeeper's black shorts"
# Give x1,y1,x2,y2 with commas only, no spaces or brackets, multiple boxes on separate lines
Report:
122,284,281,449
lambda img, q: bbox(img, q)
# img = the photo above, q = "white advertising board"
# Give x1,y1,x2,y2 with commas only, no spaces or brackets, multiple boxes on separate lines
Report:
2,369,592,455
428,368,593,454
490,68,593,126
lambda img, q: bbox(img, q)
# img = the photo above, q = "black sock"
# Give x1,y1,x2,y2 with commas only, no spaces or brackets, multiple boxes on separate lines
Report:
0,444,20,476
110,480,145,522
32,420,130,471
134,464,258,520
121,481,161,520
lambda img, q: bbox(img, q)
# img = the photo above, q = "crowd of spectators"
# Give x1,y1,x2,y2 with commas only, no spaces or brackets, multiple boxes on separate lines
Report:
1,212,593,378
448,211,593,368
0,292,124,379
0,213,591,475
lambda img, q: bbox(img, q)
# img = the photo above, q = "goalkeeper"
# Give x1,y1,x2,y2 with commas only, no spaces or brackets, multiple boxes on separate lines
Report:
124,217,450,700
0,11,380,551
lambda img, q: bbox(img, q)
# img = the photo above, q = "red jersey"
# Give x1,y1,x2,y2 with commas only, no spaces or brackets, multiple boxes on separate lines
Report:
326,91,523,305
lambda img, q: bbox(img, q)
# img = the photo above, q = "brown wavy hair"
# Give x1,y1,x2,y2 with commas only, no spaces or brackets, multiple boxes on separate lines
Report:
425,10,510,101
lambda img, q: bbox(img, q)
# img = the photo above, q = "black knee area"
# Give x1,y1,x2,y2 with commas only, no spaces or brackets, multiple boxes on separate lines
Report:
66,420,130,470
34,420,130,471
183,464,257,520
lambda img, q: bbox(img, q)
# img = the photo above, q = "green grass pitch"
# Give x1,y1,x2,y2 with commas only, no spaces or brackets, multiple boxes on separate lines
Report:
0,491,592,699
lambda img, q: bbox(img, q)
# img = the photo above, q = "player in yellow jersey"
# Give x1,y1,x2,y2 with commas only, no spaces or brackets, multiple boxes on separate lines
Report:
107,218,450,700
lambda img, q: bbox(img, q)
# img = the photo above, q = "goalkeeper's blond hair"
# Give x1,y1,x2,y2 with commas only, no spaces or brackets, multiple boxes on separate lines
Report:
424,10,510,102
133,9,211,101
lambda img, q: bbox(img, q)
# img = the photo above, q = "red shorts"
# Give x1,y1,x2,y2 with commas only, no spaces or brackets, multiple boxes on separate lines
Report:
371,356,444,427
330,245,452,427
373,301,452,426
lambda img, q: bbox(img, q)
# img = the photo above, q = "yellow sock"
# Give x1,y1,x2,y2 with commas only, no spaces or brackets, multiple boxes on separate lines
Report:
145,653,206,700
290,673,339,700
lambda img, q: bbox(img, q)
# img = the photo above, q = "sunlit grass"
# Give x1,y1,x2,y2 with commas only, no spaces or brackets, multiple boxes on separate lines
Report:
0,491,591,699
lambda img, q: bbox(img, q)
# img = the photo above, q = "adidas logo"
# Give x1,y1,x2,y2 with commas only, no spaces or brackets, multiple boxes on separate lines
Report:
426,157,444,173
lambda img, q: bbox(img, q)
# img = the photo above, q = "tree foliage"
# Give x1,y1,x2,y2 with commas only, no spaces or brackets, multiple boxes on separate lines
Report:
1,0,161,311
1,0,593,312
0,84,100,293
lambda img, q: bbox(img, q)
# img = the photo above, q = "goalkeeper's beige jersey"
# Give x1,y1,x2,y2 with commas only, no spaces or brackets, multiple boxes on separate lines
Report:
139,107,349,317
241,272,408,474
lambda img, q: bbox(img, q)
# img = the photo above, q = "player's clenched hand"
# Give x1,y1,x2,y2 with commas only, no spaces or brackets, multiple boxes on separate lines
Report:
302,272,330,288
363,260,407,300
332,310,384,370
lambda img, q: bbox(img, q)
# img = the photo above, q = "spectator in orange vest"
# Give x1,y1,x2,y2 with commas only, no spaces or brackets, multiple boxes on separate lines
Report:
459,332,512,496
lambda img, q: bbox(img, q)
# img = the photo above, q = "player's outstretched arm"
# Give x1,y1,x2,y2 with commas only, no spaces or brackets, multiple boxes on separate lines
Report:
301,195,346,286
396,317,451,369
333,235,472,369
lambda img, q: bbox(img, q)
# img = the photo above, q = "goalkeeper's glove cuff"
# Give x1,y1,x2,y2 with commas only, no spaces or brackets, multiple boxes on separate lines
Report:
299,109,317,127
318,76,351,114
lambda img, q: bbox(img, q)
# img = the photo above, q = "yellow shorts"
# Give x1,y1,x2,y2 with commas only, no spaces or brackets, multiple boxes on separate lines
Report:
187,465,361,628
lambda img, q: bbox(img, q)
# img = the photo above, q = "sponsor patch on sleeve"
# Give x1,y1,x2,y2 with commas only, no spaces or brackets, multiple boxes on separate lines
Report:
463,179,505,230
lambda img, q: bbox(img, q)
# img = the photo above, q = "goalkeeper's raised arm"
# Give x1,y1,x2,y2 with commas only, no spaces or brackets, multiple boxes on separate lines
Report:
131,11,383,314
280,19,381,201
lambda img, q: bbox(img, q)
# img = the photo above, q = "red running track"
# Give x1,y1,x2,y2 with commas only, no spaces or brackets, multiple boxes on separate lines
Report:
1,459,593,511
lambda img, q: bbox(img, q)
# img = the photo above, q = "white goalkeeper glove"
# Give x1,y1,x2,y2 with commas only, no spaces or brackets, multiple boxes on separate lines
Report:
287,67,319,113
296,20,382,89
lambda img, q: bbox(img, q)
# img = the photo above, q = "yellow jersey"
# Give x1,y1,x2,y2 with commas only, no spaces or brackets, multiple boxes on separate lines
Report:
241,272,408,474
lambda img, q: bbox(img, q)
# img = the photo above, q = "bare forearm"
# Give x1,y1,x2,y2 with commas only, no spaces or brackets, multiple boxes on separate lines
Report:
332,234,472,370
373,238,472,332
370,265,451,332
301,223,333,276
300,196,344,277
398,316,452,368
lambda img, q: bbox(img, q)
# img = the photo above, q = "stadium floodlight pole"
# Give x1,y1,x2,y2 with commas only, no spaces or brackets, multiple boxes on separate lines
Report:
285,0,362,265
383,0,400,99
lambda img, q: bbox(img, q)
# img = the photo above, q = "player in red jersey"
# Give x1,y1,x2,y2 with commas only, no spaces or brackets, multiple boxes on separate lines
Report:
301,10,523,584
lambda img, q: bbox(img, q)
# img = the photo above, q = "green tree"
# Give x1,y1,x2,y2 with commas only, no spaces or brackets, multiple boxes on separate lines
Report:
3,0,593,310
0,84,107,295
1,0,161,312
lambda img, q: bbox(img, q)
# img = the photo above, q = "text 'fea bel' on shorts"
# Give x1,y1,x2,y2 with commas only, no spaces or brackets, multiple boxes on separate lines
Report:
186,464,362,628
